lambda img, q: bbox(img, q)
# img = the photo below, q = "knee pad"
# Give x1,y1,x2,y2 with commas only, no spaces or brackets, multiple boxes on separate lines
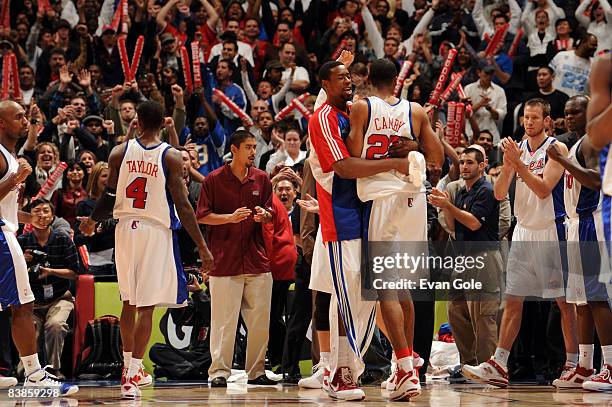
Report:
314,291,331,331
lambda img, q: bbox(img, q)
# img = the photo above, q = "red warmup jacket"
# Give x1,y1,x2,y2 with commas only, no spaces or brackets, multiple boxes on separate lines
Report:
264,195,297,281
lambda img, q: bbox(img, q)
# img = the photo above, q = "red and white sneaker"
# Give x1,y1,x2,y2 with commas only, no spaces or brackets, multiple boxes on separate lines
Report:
322,367,331,392
384,352,424,391
388,368,421,401
121,377,141,399
552,364,594,388
583,364,612,392
122,366,153,387
327,366,365,401
462,358,509,388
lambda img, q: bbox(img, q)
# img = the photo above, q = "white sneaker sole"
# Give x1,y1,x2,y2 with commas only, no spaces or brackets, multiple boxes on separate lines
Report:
328,390,366,401
462,367,508,388
582,381,612,392
0,377,18,388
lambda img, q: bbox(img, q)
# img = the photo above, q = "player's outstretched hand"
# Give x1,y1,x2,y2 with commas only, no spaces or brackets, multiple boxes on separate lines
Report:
229,207,252,223
77,216,96,236
253,206,272,223
297,193,319,214
199,245,215,275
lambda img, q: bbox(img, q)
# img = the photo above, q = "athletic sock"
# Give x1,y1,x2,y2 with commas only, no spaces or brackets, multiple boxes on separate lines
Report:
578,344,594,370
391,351,397,364
566,352,579,367
21,354,42,378
602,345,612,366
397,356,414,372
493,348,510,369
320,352,330,367
128,357,143,380
338,336,350,367
123,352,132,369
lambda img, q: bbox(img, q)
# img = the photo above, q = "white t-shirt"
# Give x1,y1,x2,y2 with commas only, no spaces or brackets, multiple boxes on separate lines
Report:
281,66,310,85
549,51,591,97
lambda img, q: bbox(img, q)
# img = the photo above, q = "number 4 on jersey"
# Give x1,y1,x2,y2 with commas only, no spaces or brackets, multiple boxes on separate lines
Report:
126,177,148,209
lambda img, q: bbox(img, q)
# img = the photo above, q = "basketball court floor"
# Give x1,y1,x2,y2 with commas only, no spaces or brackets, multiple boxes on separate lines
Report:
3,381,611,406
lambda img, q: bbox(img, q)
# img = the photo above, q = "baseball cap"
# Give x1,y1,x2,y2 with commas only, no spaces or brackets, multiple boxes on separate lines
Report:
161,33,176,44
83,115,104,125
265,60,284,71
478,58,496,73
101,25,116,34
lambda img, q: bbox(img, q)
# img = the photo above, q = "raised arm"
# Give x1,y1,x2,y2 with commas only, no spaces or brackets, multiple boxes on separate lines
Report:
586,54,612,150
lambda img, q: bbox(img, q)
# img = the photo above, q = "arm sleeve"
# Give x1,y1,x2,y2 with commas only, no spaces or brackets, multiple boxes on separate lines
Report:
266,149,288,174
508,0,522,34
73,127,99,151
468,188,497,225
241,70,258,106
299,159,317,264
196,176,213,219
211,122,226,153
26,23,41,63
309,111,350,173
61,0,79,28
96,0,116,37
271,72,294,110
472,0,489,38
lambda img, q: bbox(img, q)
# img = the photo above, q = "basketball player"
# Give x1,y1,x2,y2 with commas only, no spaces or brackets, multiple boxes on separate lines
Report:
79,101,214,399
308,60,411,400
546,98,612,389
346,58,444,401
583,52,612,392
0,100,78,394
463,98,579,387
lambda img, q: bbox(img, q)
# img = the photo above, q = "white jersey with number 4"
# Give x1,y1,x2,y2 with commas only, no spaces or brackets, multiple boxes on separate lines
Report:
357,96,425,202
114,139,180,230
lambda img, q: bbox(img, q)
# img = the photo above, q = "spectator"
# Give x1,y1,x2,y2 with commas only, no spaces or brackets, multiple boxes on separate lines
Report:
429,146,502,368
521,0,565,38
575,0,612,53
196,130,277,387
549,34,598,97
50,160,88,228
463,59,507,144
77,150,97,174
266,128,307,174
213,59,247,136
18,198,79,380
472,0,521,39
74,162,116,276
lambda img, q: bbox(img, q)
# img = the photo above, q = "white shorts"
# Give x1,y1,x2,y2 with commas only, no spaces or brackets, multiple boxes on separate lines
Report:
309,228,333,293
566,215,612,306
0,227,34,310
115,218,188,308
506,223,565,298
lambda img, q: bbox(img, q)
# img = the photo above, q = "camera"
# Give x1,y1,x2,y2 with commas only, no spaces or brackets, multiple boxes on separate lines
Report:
28,250,49,281
184,264,203,286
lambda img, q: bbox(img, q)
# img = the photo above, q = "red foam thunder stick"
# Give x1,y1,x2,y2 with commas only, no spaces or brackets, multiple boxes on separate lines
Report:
292,99,311,120
508,28,524,58
1,53,10,100
439,71,465,104
1,0,10,29
445,101,457,145
191,41,202,89
428,48,458,107
393,60,414,97
9,52,20,100
118,35,144,82
453,102,465,148
213,88,254,127
180,46,193,93
484,24,508,57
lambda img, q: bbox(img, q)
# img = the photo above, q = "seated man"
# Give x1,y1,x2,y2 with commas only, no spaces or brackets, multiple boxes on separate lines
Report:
18,198,79,380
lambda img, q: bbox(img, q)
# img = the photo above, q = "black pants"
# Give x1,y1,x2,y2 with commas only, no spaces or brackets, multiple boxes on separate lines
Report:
268,280,292,367
0,309,12,375
413,299,435,381
282,255,312,375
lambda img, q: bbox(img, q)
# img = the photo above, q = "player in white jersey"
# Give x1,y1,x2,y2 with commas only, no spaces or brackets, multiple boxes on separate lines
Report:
79,101,214,399
583,52,612,392
0,101,78,394
463,98,578,388
346,58,444,401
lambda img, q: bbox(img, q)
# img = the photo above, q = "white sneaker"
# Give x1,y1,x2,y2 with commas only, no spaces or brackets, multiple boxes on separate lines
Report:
121,378,142,399
381,361,397,389
298,363,325,389
0,374,17,388
461,358,509,388
552,364,594,389
24,366,79,395
583,364,612,392
388,368,421,401
122,366,153,387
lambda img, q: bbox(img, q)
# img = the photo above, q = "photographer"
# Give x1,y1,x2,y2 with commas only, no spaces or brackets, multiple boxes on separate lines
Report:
17,198,79,380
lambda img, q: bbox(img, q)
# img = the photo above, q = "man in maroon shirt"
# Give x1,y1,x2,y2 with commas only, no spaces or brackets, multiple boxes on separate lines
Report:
196,130,277,387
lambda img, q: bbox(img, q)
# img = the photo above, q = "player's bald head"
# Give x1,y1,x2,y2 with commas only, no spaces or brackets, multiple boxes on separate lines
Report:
0,100,23,119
